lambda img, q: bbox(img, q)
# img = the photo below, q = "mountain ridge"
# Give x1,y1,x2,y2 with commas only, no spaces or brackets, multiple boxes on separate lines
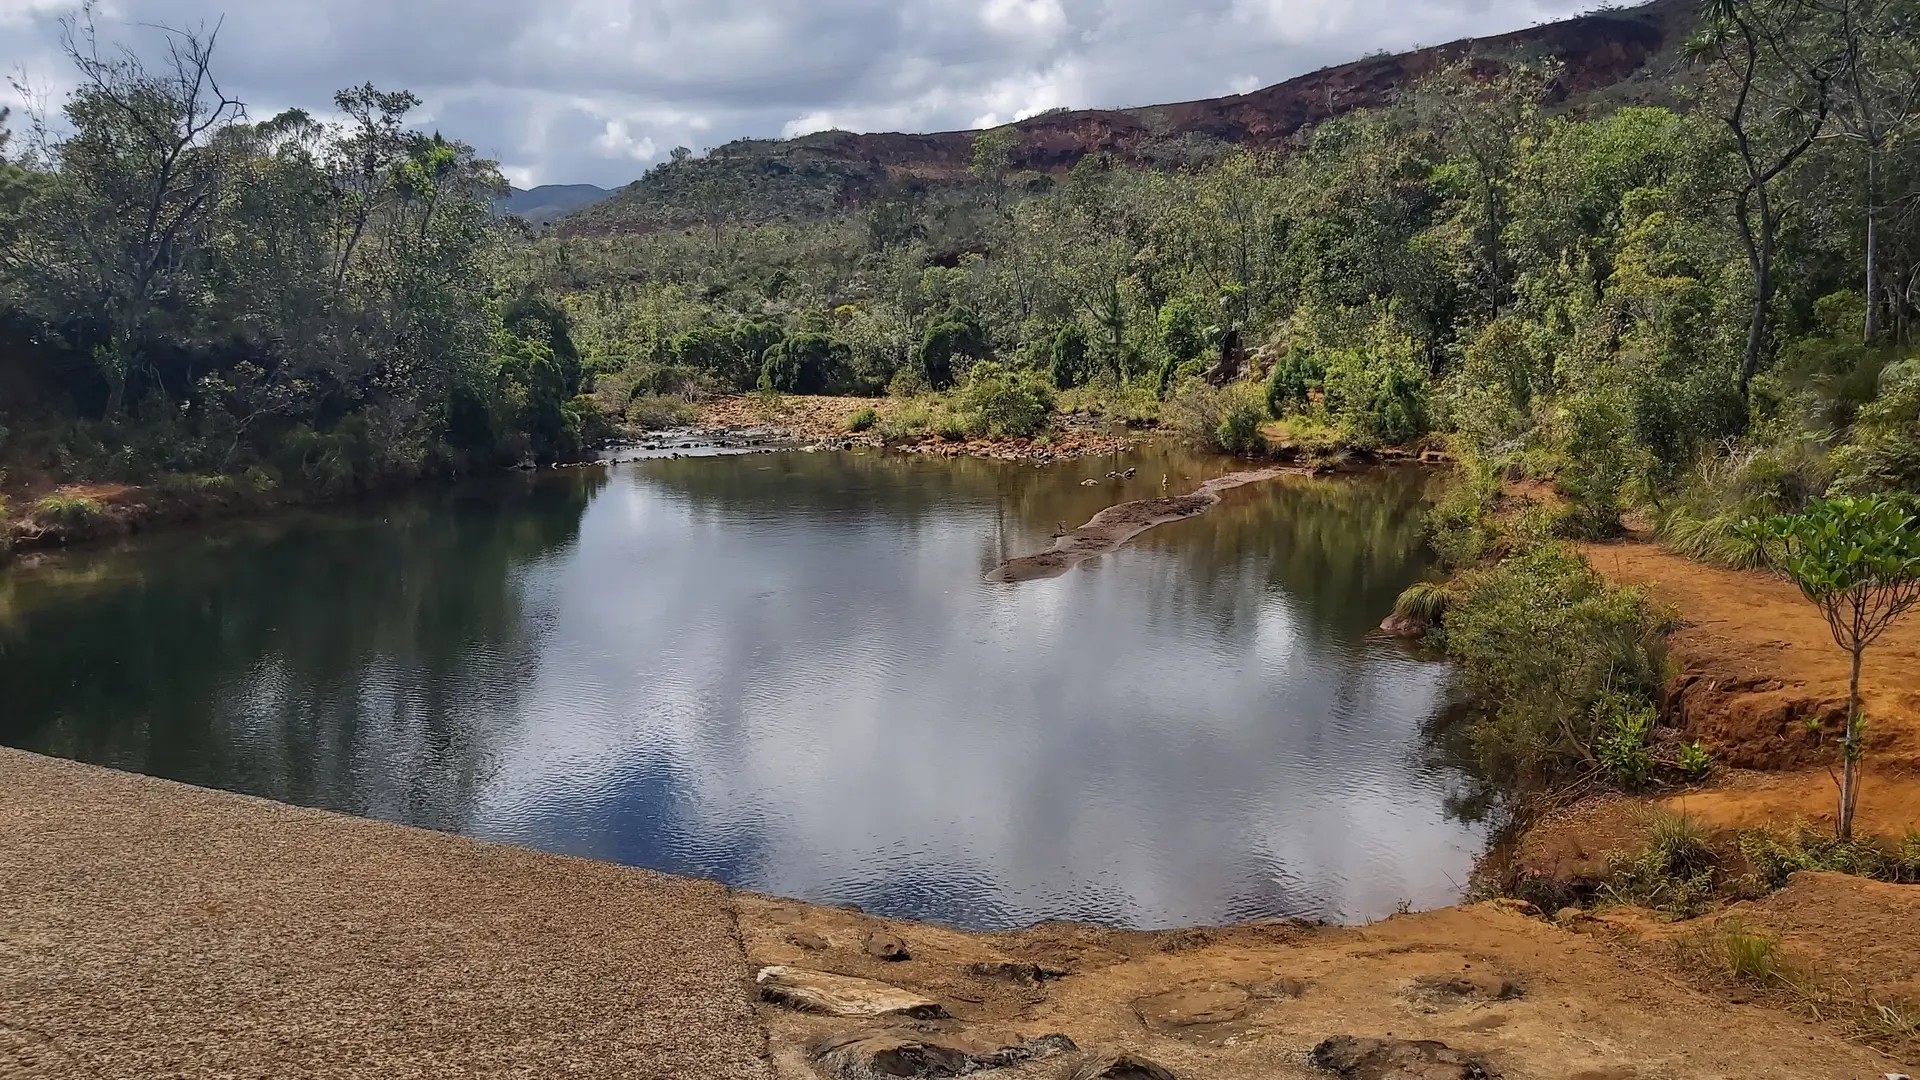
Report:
561,0,1699,237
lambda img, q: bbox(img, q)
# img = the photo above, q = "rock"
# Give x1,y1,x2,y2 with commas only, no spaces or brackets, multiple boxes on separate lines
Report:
1379,613,1426,638
1486,898,1541,918
754,967,947,1019
787,930,830,951
1081,478,1100,486
1132,982,1251,1029
1071,1053,1179,1080
1411,972,1526,1002
1310,1036,1496,1080
1250,976,1309,999
810,1030,1075,1079
965,961,1067,984
863,930,911,962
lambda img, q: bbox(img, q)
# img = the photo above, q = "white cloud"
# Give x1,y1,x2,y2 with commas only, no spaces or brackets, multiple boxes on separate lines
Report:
1,0,1608,187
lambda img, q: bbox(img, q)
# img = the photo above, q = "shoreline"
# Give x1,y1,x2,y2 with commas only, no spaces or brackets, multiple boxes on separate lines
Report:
4,746,1910,1078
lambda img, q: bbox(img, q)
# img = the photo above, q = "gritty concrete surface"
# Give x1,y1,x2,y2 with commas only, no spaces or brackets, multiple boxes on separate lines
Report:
0,747,773,1080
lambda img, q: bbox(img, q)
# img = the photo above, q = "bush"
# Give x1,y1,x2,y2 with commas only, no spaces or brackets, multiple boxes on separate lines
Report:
1443,545,1672,781
955,361,1054,439
1831,359,1920,496
919,309,990,390
1165,382,1268,456
32,493,110,540
1593,690,1658,790
760,333,852,394
845,406,878,433
1601,810,1718,918
1676,740,1712,780
1393,580,1454,627
1425,463,1501,570
1049,324,1091,390
626,394,697,431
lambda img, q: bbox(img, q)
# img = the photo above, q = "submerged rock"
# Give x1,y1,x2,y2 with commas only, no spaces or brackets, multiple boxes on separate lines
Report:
1310,1036,1496,1080
810,1030,1076,1079
755,967,947,1019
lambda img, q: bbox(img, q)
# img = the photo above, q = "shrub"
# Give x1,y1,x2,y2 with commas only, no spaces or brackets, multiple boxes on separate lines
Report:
1602,810,1718,918
845,406,878,433
919,309,990,390
1676,740,1712,780
1707,922,1789,983
760,333,852,394
1393,580,1454,627
955,361,1055,439
1426,463,1501,570
33,493,110,539
1831,359,1920,496
1443,545,1672,781
1737,824,1920,890
1593,690,1658,790
1165,382,1268,456
626,394,697,431
1049,324,1091,390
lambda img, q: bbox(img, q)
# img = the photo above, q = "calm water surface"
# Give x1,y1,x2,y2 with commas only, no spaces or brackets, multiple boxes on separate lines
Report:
0,444,1491,929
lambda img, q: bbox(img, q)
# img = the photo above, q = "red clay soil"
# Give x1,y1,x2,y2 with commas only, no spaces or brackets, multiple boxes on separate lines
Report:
1576,539,1920,838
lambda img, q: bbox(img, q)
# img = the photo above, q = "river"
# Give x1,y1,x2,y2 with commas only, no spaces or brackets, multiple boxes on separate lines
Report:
0,442,1492,929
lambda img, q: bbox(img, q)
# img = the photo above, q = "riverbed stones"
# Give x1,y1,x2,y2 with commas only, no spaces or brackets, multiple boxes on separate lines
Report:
1131,981,1251,1029
863,930,911,962
754,966,947,1019
809,1030,1076,1079
1310,1036,1496,1080
1071,1053,1179,1080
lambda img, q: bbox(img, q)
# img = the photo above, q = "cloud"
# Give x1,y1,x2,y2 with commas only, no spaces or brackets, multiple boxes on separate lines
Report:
2,0,1603,187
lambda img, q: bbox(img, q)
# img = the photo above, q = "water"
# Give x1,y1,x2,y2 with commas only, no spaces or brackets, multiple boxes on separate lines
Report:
0,444,1492,930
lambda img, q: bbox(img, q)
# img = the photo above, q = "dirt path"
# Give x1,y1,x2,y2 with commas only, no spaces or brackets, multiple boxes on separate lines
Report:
0,748,773,1080
1579,539,1920,836
989,469,1297,582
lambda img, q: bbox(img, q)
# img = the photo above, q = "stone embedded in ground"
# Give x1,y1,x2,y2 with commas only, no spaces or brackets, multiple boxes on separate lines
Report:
863,930,911,962
1071,1053,1180,1080
1249,976,1309,999
964,961,1068,984
1131,982,1252,1029
1310,1036,1496,1080
787,930,830,951
1411,972,1525,1002
1380,613,1425,638
754,966,947,1019
809,1030,1076,1079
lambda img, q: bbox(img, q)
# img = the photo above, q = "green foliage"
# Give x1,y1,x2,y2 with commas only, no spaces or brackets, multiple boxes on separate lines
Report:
1425,463,1502,570
918,309,990,390
1593,691,1658,790
954,362,1055,439
1676,740,1713,780
1443,545,1671,782
1392,580,1453,627
1602,810,1718,918
32,494,110,539
845,406,878,433
760,333,852,394
1164,383,1267,456
1831,360,1920,496
1049,324,1091,390
626,394,697,431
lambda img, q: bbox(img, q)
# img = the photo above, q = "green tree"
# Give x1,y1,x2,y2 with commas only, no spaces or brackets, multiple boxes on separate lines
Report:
1742,496,1920,839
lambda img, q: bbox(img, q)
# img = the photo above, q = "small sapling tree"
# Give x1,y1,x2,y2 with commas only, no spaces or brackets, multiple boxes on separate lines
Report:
1742,496,1920,839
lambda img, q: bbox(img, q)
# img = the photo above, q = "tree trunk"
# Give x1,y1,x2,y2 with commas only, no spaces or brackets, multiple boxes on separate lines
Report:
1864,148,1880,342
1839,643,1864,841
1739,233,1772,406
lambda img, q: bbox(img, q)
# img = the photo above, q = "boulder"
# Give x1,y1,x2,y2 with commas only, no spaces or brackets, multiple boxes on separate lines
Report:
1379,613,1426,638
1071,1053,1179,1080
1411,972,1525,1002
863,930,911,962
810,1031,1075,1079
755,967,947,1019
1311,1036,1496,1080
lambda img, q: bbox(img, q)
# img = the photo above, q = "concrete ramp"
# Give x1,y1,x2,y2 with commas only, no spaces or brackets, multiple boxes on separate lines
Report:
0,748,772,1080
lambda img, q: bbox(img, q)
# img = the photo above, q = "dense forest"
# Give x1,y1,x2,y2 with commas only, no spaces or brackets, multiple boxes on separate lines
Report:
0,0,1915,530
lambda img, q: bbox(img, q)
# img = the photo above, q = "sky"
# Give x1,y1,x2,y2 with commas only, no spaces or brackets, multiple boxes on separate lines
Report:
2,0,1601,190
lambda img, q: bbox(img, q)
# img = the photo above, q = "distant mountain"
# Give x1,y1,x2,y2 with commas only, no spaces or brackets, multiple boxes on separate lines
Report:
493,184,612,226
562,0,1697,238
